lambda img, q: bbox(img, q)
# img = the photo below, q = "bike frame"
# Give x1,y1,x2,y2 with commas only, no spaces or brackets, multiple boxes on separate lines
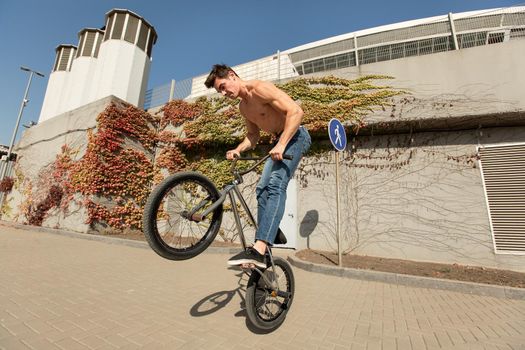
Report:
191,155,284,290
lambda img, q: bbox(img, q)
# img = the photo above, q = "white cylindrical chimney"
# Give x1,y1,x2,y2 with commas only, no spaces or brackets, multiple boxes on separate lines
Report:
91,9,157,108
64,28,104,111
38,45,77,122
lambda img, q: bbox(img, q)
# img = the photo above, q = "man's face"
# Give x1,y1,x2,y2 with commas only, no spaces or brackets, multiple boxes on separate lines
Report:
213,71,239,99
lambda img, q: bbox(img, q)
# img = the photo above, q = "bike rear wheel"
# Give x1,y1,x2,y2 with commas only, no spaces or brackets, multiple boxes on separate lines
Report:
142,172,223,260
245,257,294,330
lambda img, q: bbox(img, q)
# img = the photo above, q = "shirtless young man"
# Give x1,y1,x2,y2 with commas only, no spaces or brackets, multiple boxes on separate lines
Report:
204,64,311,268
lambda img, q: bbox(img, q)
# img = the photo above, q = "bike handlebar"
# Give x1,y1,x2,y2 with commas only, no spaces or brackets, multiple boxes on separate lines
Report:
236,154,293,161
230,153,293,176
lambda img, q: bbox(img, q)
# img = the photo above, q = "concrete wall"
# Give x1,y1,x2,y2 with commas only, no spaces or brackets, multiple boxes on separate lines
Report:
297,127,525,272
5,96,124,233
294,40,525,272
307,39,525,122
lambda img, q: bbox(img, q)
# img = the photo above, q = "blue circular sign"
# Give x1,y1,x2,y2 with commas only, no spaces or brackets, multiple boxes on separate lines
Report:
328,118,347,152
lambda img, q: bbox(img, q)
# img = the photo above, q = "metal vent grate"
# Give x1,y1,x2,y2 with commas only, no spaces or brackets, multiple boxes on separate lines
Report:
357,21,451,48
111,13,125,40
479,143,525,254
502,12,525,26
137,22,149,52
124,15,139,44
103,15,114,41
455,14,503,31
58,48,72,71
289,39,354,63
93,32,102,58
82,32,96,56
511,28,525,39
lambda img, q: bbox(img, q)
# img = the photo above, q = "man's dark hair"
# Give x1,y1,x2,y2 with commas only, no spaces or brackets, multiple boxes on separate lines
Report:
204,64,238,89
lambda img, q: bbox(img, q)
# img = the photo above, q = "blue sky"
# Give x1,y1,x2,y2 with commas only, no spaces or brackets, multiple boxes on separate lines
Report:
0,0,520,146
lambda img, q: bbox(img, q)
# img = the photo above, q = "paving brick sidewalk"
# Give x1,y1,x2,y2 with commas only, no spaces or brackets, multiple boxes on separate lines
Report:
1,225,524,349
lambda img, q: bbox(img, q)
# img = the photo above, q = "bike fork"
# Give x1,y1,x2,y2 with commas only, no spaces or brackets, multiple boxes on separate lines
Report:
252,248,291,298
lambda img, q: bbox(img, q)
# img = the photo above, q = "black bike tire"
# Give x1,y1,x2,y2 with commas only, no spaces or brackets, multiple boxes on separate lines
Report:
245,257,295,330
142,171,223,260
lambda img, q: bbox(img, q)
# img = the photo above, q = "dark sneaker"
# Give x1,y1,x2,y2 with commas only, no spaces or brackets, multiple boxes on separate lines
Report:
227,247,266,269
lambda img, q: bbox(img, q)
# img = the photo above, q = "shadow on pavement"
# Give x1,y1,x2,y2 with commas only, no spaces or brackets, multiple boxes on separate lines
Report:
189,269,287,334
189,270,246,318
190,290,239,317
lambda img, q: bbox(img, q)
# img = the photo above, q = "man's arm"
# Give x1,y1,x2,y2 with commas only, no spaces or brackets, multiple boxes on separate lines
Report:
253,82,303,160
226,118,260,160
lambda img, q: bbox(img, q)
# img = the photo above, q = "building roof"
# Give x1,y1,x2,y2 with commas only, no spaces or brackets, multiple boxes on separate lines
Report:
283,6,525,54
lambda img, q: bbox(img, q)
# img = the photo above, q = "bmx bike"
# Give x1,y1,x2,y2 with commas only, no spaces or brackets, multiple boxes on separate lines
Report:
142,154,294,330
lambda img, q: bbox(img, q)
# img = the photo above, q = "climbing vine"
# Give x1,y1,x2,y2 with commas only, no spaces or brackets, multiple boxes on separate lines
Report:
161,99,202,128
12,75,410,231
0,177,15,218
67,103,157,230
0,177,14,193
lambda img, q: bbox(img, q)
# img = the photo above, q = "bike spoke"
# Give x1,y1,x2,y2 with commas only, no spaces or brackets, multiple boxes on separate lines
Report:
253,267,289,321
155,179,214,249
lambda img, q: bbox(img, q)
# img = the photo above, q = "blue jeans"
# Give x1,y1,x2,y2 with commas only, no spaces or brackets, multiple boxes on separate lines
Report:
255,126,311,244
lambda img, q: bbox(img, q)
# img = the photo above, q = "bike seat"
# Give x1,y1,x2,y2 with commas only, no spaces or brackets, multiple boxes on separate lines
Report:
273,228,287,245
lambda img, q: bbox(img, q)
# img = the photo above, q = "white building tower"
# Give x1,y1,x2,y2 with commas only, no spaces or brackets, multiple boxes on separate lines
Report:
38,9,157,123
64,28,104,112
90,9,157,108
38,45,77,123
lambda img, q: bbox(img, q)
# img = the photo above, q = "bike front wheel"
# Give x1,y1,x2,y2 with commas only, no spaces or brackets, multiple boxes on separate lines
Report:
245,257,295,330
142,172,223,260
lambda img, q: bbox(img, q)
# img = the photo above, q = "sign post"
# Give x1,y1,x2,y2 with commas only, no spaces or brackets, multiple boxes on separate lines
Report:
328,118,347,267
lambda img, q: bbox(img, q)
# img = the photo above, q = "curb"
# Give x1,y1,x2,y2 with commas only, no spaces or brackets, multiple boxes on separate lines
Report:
287,255,525,301
0,221,242,255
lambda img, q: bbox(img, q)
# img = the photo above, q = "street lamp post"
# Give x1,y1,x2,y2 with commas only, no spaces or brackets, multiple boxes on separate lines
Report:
0,66,45,182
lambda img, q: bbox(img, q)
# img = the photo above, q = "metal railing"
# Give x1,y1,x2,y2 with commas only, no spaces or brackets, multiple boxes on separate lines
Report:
144,77,197,110
293,6,525,73
143,81,172,110
172,78,193,100
143,51,299,110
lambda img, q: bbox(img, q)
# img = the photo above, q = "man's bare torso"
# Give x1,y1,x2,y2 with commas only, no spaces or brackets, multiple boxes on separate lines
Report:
239,81,286,135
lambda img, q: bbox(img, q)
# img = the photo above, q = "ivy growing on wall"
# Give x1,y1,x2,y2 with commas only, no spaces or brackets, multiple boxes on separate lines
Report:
0,177,14,193
14,75,405,230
